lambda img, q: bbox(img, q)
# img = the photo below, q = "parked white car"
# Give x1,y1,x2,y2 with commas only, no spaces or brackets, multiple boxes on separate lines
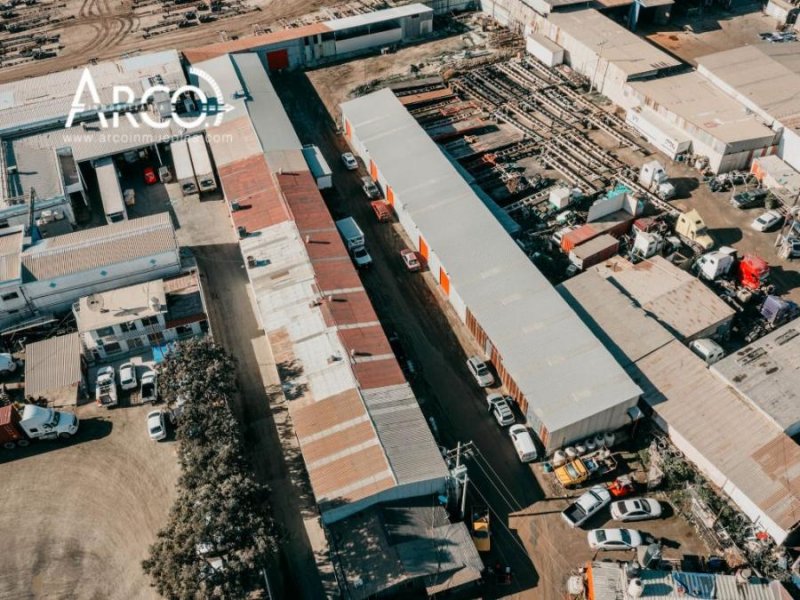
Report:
140,370,158,403
750,210,783,232
341,152,358,170
509,424,537,462
119,362,137,391
147,410,167,441
587,528,643,551
487,393,515,426
610,498,663,522
467,356,494,387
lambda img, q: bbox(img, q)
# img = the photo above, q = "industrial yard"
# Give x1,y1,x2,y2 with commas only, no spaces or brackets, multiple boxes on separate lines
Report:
2,0,800,598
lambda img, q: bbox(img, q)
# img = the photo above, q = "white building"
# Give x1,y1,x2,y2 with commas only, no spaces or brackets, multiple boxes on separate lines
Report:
73,271,208,362
342,88,642,453
697,44,800,172
626,72,778,173
0,213,181,331
528,9,682,108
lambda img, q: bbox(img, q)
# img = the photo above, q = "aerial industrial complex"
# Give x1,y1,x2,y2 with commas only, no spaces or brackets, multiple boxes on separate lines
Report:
3,0,800,598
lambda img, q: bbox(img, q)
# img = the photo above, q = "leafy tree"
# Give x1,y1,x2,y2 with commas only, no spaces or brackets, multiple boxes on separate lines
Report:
142,339,274,599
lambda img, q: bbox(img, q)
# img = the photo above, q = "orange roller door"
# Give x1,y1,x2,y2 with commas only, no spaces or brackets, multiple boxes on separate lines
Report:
369,160,378,180
439,268,450,295
386,186,395,205
418,236,429,260
345,119,352,140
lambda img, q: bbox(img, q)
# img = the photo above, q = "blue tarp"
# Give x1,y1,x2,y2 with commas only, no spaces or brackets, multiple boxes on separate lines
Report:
672,572,715,599
152,342,178,363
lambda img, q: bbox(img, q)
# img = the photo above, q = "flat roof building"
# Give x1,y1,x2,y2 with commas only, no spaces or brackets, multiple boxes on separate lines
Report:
342,88,642,453
559,269,800,544
528,9,682,108
628,72,778,173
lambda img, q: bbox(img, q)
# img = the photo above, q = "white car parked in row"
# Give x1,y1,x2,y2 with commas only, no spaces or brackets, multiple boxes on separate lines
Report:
750,210,783,232
147,410,167,441
119,362,137,391
610,498,663,522
140,370,158,403
587,528,644,551
467,356,494,387
486,393,515,426
341,152,358,170
509,424,537,462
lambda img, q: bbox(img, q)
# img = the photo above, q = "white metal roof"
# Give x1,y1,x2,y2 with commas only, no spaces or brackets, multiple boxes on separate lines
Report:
631,72,776,146
712,323,800,435
342,89,641,435
24,333,83,407
541,9,680,77
324,3,432,31
698,43,800,125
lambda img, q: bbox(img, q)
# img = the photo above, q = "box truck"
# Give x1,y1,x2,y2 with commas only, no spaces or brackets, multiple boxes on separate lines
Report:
187,135,217,193
0,404,79,449
94,157,127,223
335,217,372,268
171,139,198,196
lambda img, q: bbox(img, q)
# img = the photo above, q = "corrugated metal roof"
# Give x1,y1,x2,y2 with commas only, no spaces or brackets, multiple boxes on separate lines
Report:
630,72,777,146
588,561,784,599
698,44,800,124
324,3,432,31
0,227,23,283
561,270,800,541
539,9,680,76
21,214,177,281
232,53,304,155
598,256,735,341
24,333,82,407
712,323,800,435
362,384,448,485
341,89,641,437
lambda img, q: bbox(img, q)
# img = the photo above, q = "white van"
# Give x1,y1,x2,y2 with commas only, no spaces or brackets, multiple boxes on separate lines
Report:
689,338,724,365
509,425,537,462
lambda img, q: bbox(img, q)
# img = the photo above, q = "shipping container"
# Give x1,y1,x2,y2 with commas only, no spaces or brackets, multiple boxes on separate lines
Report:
171,139,198,196
589,211,635,239
302,144,333,190
569,234,619,270
94,157,127,224
0,405,23,445
561,224,599,252
526,32,564,67
187,135,217,193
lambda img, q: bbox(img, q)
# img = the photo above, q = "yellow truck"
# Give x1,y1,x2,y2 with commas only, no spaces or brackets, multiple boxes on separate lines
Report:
471,506,491,552
555,449,617,488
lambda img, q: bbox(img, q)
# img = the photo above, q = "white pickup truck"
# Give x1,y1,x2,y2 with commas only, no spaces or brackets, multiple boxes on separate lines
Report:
561,485,611,528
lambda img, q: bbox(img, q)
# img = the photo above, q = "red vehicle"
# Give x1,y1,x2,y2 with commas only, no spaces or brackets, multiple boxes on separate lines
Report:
736,255,770,291
143,166,157,185
608,475,637,498
370,200,392,223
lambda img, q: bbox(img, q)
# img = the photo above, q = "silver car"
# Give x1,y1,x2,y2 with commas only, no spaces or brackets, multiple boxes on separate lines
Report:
467,356,494,387
610,498,662,522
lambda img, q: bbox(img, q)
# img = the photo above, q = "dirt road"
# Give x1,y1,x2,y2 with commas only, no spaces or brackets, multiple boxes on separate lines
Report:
0,402,179,600
0,0,329,84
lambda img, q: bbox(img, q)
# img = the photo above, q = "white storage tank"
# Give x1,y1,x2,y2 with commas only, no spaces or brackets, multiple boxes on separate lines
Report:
525,32,564,68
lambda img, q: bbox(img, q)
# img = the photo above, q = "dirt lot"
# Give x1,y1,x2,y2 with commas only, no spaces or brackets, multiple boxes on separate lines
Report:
0,401,180,600
643,3,779,65
0,0,372,84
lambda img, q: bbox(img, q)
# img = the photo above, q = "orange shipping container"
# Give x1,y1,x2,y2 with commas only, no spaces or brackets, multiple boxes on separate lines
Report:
419,236,429,260
561,224,599,252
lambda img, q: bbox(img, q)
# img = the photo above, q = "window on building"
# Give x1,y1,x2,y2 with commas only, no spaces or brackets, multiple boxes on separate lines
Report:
148,332,165,345
119,322,136,333
103,342,122,354
199,320,209,334
141,316,160,328
96,326,114,338
1,291,19,301
175,325,192,337
127,337,144,350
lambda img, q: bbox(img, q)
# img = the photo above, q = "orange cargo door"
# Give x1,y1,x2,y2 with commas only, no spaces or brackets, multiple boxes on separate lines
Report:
418,236,429,260
369,160,378,180
439,268,450,295
344,119,352,140
386,185,395,206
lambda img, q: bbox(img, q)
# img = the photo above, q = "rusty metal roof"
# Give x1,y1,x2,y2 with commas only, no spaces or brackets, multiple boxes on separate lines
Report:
21,214,177,281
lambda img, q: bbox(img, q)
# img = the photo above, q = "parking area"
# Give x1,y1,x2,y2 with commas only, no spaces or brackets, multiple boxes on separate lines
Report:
0,401,179,600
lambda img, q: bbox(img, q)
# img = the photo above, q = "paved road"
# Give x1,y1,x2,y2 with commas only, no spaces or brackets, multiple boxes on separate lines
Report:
168,191,326,600
272,71,546,597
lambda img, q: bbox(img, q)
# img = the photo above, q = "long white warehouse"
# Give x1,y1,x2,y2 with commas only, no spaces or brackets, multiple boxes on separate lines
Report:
341,88,642,453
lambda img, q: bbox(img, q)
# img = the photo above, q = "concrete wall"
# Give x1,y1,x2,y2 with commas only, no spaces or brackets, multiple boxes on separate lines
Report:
335,28,403,55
